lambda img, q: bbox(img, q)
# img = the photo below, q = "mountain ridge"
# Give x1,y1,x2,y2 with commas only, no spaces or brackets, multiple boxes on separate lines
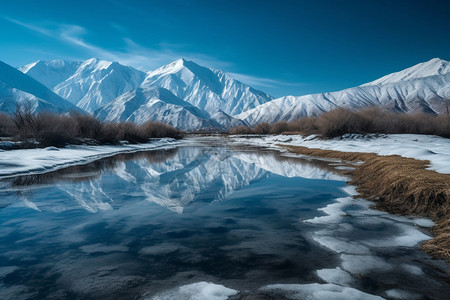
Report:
7,57,450,130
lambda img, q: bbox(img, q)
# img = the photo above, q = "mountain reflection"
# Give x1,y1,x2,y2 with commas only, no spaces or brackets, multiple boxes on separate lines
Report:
0,145,344,213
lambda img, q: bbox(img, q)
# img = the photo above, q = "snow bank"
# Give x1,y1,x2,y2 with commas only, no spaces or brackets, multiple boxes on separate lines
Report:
0,138,180,178
230,134,450,174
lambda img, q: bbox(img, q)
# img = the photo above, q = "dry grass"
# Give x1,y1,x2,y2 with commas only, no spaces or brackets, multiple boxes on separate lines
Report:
282,145,450,264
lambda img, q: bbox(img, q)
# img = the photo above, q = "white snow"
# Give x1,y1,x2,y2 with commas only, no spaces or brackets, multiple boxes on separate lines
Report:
362,58,450,86
316,267,353,286
95,86,219,130
230,133,450,174
340,254,392,275
0,138,179,178
142,58,273,117
149,282,238,300
385,289,421,300
260,283,384,300
0,60,81,114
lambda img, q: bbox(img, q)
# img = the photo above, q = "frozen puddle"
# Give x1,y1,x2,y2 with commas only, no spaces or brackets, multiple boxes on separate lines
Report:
0,138,449,299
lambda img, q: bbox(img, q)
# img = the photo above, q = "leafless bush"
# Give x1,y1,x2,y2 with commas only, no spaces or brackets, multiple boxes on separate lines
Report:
253,122,271,134
229,125,253,135
229,106,450,138
12,102,36,139
0,113,17,137
269,121,288,134
34,113,78,146
5,104,183,147
141,121,180,139
72,113,102,139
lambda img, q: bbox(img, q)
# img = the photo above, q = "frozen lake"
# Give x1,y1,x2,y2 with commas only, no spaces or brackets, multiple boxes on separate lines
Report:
0,137,449,299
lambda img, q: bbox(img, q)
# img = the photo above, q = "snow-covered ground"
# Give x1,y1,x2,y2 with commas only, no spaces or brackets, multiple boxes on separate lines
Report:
230,133,450,174
0,138,180,178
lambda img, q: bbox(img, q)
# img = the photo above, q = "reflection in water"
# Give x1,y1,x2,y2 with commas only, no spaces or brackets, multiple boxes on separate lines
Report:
0,140,449,299
2,145,342,214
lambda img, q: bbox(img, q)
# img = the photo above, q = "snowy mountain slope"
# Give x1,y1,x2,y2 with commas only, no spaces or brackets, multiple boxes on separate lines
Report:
238,59,450,125
54,58,146,113
21,58,146,113
362,58,450,86
0,60,82,114
142,58,273,116
19,59,82,89
210,110,248,129
95,87,221,130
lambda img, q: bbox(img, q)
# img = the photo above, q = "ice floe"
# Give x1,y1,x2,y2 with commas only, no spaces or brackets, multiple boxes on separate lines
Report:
149,282,238,300
260,283,384,300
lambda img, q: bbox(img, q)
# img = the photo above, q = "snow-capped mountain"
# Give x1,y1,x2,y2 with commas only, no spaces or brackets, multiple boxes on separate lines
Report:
210,110,248,128
18,58,271,129
361,58,450,86
238,58,450,125
13,57,450,130
19,59,82,89
142,58,273,116
0,60,81,114
22,58,146,113
95,86,221,130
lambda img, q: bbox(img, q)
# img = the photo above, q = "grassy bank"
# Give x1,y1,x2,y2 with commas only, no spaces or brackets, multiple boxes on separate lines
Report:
281,145,450,264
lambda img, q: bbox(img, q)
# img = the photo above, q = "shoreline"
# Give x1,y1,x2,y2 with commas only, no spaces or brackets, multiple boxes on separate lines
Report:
0,138,181,179
280,144,450,265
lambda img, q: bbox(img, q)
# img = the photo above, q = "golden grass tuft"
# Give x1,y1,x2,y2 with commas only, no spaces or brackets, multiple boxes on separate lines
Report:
282,145,450,264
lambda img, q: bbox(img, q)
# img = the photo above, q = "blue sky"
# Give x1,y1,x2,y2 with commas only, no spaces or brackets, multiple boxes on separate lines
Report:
1,0,450,97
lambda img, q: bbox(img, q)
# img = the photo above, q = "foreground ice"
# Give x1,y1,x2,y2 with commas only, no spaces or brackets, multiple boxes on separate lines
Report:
231,133,450,174
260,283,384,300
149,282,238,300
0,138,179,178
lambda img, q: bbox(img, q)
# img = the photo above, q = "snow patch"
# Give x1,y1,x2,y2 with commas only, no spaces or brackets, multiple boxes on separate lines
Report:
149,282,238,300
260,283,384,300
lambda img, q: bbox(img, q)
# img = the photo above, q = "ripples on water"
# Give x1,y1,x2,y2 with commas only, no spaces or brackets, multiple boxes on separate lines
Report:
0,139,449,299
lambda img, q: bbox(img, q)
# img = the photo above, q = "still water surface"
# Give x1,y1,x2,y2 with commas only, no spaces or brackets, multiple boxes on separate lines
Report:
0,139,449,299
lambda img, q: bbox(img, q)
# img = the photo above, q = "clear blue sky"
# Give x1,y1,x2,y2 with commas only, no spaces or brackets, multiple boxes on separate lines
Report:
1,0,449,97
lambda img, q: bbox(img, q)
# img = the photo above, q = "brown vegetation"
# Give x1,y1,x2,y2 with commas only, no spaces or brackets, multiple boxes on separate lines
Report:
282,145,450,264
0,105,182,148
230,107,450,138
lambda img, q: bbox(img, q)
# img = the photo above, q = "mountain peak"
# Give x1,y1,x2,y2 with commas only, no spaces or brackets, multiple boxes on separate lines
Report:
81,58,114,71
362,57,450,86
148,58,197,78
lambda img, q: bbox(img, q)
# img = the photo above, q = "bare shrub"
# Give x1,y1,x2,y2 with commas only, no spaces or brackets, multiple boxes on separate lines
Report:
229,105,450,138
98,122,122,144
12,102,36,139
0,113,17,137
34,113,78,147
315,108,366,137
142,121,180,139
269,121,288,134
253,122,271,134
229,125,253,135
72,113,102,139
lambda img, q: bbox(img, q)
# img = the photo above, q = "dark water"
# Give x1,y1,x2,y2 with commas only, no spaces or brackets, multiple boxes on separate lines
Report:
0,140,449,299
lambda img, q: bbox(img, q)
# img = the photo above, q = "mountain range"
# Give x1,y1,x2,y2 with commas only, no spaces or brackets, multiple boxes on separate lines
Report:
1,57,449,130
